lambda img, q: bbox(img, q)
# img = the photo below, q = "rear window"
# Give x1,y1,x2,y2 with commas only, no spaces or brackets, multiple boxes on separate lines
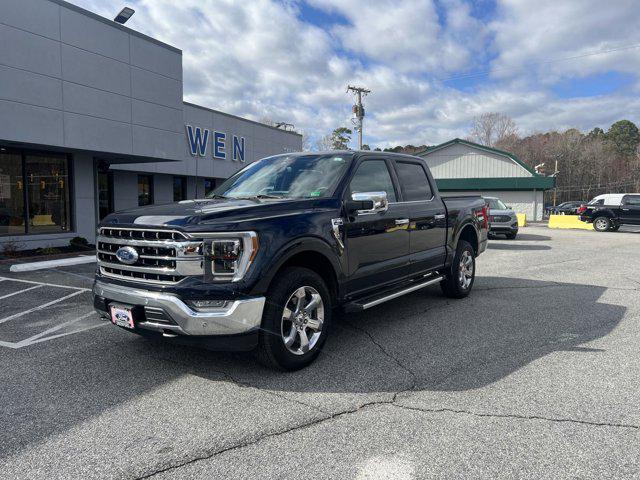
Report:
394,162,432,201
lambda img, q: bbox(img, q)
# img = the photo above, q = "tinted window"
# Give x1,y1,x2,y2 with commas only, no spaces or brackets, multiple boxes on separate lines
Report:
395,162,432,201
624,195,640,206
349,160,396,202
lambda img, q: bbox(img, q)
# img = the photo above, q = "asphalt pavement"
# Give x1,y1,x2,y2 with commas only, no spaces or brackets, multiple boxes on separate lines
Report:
0,225,639,479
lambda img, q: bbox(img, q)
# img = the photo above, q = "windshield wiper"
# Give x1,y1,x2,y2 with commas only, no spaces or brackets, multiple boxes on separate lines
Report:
208,194,229,199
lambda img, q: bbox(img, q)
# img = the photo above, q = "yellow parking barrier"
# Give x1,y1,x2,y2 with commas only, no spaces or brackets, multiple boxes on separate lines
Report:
516,213,527,227
548,215,593,230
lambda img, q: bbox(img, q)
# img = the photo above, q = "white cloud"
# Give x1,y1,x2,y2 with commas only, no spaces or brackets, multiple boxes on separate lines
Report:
69,0,640,149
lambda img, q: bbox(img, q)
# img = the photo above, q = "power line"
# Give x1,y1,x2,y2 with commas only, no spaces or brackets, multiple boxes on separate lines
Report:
438,43,640,83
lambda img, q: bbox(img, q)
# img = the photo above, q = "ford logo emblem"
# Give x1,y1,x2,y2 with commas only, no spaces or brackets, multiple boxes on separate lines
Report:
115,246,139,265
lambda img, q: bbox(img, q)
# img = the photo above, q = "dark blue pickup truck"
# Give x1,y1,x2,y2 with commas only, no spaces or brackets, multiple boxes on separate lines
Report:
93,151,488,370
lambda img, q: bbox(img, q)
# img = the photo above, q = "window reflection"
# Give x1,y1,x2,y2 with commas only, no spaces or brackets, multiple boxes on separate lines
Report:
26,155,71,233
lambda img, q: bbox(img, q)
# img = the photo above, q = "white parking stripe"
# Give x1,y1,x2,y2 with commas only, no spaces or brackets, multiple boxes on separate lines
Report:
0,284,43,300
19,311,96,345
24,323,107,346
0,290,85,325
0,276,90,291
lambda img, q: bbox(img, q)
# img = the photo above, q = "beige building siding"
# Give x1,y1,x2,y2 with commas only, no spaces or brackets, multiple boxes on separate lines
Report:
444,190,544,221
424,143,531,179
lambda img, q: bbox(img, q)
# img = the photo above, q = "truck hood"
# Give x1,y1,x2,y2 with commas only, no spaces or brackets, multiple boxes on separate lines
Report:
488,208,516,216
101,197,338,229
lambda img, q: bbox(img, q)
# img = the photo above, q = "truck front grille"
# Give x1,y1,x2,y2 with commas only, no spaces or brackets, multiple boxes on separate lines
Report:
97,227,203,285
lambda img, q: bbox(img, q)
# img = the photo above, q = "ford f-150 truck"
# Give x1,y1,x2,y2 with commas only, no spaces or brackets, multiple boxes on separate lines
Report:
93,151,488,370
578,193,640,231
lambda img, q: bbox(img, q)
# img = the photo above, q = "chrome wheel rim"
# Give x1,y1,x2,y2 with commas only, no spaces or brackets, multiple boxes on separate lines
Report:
595,218,607,230
458,250,474,290
281,286,324,356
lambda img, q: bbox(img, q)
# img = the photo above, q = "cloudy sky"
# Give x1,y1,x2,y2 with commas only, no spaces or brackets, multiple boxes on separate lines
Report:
74,0,639,148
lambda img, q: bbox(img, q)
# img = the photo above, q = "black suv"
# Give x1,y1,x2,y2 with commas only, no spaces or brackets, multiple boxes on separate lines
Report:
94,152,488,370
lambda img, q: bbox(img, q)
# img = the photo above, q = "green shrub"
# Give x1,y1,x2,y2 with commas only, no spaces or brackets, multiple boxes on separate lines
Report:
37,246,62,255
70,236,89,248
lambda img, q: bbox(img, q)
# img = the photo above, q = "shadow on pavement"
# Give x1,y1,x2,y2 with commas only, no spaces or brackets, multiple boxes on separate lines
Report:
0,276,625,460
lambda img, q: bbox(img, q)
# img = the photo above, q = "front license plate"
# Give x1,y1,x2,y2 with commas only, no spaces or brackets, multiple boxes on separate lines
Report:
110,305,135,329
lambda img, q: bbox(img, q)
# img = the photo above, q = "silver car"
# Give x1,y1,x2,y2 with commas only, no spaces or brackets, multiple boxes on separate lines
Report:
485,197,518,239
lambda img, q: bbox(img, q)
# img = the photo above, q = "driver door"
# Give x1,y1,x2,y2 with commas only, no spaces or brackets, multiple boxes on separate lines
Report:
343,158,411,297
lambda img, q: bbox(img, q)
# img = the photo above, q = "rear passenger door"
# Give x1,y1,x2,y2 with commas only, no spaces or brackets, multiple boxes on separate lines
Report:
392,160,447,274
620,195,640,224
343,158,411,296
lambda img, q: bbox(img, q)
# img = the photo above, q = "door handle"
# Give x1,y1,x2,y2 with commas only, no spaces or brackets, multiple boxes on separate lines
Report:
395,218,410,226
622,208,630,211
434,213,446,220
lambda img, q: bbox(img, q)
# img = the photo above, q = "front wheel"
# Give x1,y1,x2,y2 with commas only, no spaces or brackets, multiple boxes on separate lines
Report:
506,231,518,240
441,240,476,299
593,216,611,232
256,267,332,371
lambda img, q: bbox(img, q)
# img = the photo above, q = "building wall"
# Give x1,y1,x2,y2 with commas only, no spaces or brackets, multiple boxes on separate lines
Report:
0,0,184,161
424,143,531,179
113,103,303,194
444,190,544,221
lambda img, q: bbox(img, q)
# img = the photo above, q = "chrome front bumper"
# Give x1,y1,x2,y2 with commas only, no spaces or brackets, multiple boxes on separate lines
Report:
93,280,265,336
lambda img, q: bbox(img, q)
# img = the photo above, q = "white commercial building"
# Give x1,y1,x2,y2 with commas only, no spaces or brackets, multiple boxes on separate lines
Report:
417,139,555,221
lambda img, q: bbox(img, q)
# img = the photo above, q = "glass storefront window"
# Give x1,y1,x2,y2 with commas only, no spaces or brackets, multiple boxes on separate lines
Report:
204,178,215,197
98,169,114,220
0,150,72,236
26,155,72,233
0,152,26,235
138,174,153,206
173,176,187,202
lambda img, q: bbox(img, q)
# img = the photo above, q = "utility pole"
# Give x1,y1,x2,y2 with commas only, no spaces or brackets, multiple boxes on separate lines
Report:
347,85,370,149
552,156,561,206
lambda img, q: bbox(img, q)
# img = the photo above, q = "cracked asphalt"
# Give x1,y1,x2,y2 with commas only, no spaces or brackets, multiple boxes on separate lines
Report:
1,225,639,479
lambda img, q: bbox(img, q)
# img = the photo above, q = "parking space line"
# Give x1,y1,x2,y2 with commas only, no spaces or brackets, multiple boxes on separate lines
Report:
19,311,97,345
0,290,85,325
0,276,90,292
24,323,107,347
0,284,43,300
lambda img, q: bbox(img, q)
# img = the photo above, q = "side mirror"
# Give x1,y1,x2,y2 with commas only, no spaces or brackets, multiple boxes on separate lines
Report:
346,191,389,215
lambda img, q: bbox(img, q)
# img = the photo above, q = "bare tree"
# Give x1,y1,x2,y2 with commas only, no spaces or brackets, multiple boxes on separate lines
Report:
469,112,518,147
299,131,311,151
314,134,332,151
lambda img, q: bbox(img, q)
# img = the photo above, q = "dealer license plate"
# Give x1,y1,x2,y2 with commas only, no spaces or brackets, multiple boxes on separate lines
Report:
110,305,135,329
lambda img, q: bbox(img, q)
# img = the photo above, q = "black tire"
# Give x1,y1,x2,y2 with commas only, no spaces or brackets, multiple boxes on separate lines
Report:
593,216,611,232
506,231,518,240
255,267,332,371
440,240,476,299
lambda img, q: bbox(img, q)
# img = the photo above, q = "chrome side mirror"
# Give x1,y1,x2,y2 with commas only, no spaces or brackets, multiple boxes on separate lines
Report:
347,191,389,214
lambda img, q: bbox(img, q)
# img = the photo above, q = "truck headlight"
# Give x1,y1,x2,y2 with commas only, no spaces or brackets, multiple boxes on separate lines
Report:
202,232,258,282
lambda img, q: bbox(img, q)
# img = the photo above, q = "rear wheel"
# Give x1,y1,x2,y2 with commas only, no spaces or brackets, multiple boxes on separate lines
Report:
441,240,475,299
593,216,611,232
256,267,331,371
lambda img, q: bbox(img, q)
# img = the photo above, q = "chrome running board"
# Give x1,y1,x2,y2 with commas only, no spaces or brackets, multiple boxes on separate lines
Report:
346,275,444,312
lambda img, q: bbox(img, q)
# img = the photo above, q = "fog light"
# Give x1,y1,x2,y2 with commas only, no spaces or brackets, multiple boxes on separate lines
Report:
187,299,229,310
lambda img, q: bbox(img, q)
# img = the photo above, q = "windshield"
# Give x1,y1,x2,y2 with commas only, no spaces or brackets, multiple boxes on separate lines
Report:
486,198,507,210
211,154,352,200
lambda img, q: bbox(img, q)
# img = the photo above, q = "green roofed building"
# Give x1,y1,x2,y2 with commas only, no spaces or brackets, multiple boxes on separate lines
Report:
416,138,555,221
